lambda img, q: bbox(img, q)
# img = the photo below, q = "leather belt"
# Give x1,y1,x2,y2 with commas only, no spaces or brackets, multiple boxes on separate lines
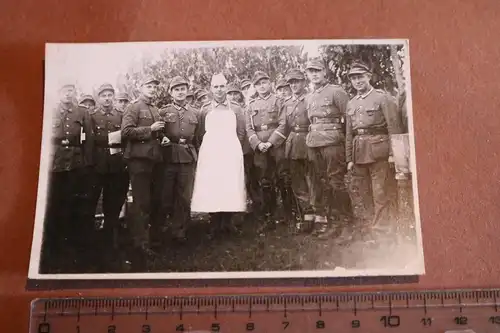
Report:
354,128,388,136
52,137,81,147
311,117,341,124
291,125,309,133
254,124,278,131
309,123,343,131
94,142,123,148
169,138,193,145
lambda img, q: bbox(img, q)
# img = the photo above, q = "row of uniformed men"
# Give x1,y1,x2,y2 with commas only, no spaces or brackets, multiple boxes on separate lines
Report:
43,74,256,272
42,58,403,273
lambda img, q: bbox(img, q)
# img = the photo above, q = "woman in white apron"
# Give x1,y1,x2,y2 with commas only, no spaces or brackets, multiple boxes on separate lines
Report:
191,74,247,233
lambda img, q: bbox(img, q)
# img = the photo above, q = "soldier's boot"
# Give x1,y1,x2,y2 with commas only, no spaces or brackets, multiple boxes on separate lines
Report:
281,175,296,222
221,212,239,234
299,207,316,234
129,241,158,272
256,181,277,232
311,213,329,237
209,213,227,238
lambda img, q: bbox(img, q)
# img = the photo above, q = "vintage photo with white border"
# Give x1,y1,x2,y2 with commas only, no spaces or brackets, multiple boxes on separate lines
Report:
28,39,424,280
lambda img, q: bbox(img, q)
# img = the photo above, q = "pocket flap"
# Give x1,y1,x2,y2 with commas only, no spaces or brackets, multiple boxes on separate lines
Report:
164,113,177,122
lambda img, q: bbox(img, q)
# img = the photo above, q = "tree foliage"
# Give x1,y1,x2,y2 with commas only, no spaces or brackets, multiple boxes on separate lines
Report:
123,43,406,108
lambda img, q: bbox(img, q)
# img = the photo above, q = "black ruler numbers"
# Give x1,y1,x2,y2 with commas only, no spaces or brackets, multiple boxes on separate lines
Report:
34,289,500,333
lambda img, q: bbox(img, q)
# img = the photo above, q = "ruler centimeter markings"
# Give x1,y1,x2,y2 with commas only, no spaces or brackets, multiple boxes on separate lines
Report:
30,289,500,333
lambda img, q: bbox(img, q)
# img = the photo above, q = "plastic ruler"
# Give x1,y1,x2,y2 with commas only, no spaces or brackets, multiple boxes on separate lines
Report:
30,289,500,333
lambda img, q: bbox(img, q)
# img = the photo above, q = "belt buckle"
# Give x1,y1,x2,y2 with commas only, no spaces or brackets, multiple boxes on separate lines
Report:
295,125,300,130
179,138,186,144
261,124,268,130
61,139,70,146
358,129,366,134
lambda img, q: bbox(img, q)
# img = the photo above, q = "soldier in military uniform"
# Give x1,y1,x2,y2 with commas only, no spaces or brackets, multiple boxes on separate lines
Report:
305,59,352,238
88,83,129,271
240,79,252,106
194,89,210,110
42,83,94,273
227,83,244,106
397,82,408,133
115,92,131,113
186,90,195,107
158,76,200,241
276,78,292,100
78,94,96,111
226,83,260,216
121,76,164,268
282,69,315,230
345,61,403,232
246,71,293,228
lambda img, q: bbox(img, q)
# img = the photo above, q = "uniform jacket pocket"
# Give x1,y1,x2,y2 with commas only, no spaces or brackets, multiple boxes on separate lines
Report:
164,112,177,122
369,135,390,161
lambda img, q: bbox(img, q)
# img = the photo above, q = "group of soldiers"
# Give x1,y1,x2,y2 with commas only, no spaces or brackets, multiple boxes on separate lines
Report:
42,57,407,273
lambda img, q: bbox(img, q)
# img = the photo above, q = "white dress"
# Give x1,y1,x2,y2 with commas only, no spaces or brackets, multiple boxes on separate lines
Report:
191,108,247,212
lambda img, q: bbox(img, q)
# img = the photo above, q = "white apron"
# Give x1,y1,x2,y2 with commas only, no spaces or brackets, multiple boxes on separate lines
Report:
191,108,247,213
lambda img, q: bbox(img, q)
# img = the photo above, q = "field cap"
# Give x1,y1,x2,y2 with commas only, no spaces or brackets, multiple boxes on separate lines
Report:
305,59,325,70
227,83,241,94
140,75,160,86
276,78,290,89
97,83,115,96
348,61,371,76
252,71,270,85
79,94,95,104
286,68,306,82
169,76,189,90
240,79,251,89
116,92,130,101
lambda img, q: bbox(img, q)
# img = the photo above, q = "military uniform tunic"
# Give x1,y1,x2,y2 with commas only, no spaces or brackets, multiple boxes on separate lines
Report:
88,106,129,261
305,83,351,218
158,102,200,237
284,94,310,160
345,87,403,226
121,96,164,248
246,93,292,219
239,102,260,213
283,94,313,214
42,103,94,273
50,103,93,172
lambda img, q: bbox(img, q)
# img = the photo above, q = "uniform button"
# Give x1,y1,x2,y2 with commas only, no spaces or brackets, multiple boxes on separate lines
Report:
66,132,69,134
181,129,184,131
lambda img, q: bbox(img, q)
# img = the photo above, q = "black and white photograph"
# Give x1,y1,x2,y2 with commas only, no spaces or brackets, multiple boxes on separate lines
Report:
28,39,424,280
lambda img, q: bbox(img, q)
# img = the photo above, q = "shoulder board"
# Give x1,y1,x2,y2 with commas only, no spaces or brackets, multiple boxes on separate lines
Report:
88,106,99,114
201,101,211,108
283,96,292,103
248,98,256,104
375,89,386,94
229,100,241,107
164,103,173,108
330,83,344,90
